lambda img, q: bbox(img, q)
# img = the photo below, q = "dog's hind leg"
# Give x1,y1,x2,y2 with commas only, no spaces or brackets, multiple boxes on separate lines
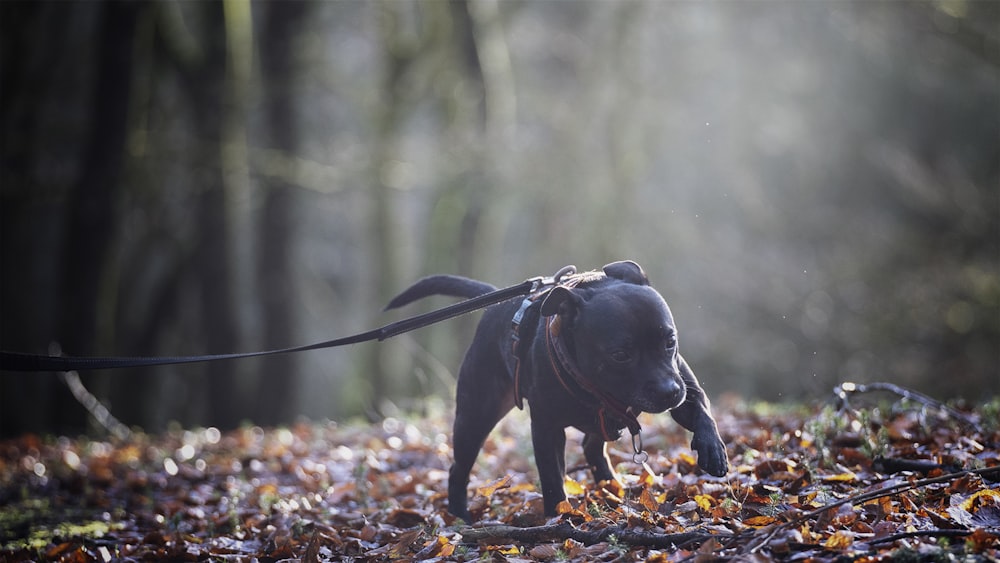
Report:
448,350,515,521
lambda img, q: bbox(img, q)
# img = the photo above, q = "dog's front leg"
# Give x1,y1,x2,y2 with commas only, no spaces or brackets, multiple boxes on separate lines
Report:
530,416,568,516
669,355,729,477
582,433,615,483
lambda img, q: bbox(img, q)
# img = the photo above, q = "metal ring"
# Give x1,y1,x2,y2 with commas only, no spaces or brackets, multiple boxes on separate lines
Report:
631,431,647,464
552,265,577,284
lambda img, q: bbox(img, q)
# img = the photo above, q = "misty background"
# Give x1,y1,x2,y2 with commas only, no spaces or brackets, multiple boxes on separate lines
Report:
1,1,997,437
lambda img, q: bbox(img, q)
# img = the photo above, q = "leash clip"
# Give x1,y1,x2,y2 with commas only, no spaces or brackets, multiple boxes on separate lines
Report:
526,264,577,293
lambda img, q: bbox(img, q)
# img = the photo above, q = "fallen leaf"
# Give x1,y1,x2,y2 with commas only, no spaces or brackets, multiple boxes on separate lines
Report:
948,489,1000,528
528,543,559,559
385,507,425,528
3,396,995,562
694,493,714,512
476,474,513,499
821,471,858,483
484,544,521,555
743,515,780,527
966,528,1000,553
563,476,585,495
754,459,791,479
638,487,660,512
823,530,855,550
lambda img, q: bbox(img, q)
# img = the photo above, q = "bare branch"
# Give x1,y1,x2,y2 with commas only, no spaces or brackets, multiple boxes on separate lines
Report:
459,522,727,549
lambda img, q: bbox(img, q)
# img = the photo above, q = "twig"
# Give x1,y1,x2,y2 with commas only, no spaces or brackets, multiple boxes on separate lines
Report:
745,466,1000,554
867,529,972,545
873,456,961,476
834,381,978,429
61,371,132,440
462,467,1000,556
459,522,727,549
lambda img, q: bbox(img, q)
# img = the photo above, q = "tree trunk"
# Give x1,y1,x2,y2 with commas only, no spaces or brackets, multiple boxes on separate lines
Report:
171,3,243,429
255,2,309,426
54,2,140,434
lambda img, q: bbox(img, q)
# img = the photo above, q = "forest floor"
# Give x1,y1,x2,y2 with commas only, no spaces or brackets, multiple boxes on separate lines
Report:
1,386,998,562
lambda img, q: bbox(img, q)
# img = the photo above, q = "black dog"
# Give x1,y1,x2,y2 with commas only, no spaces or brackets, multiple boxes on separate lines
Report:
386,260,728,520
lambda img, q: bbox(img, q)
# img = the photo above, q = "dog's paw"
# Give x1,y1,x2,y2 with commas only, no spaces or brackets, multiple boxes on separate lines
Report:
691,432,729,477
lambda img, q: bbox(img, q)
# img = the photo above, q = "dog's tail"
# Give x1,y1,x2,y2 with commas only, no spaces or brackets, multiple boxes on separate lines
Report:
385,275,498,310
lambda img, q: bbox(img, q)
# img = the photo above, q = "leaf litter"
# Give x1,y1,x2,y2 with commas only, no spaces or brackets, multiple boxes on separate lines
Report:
1,391,998,562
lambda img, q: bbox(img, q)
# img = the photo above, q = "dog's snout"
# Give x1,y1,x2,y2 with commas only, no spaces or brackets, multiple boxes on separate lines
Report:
635,374,685,413
661,375,684,404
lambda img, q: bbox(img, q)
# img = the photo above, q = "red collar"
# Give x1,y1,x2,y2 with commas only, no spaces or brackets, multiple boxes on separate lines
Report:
508,271,643,447
544,315,642,442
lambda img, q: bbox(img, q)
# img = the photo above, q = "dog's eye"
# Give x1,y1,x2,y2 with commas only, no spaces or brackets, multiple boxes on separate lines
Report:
665,337,677,350
610,350,632,363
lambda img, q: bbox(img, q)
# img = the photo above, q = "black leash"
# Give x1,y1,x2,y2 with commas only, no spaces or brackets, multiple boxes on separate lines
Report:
0,273,558,373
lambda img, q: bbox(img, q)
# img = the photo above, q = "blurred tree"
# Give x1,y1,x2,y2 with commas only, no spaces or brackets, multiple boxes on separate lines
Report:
414,0,496,384
1,0,996,437
357,0,415,419
256,1,310,426
55,2,142,434
1,3,87,435
167,2,244,428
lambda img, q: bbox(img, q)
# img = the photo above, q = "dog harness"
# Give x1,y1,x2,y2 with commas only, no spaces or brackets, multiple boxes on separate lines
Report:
509,268,644,449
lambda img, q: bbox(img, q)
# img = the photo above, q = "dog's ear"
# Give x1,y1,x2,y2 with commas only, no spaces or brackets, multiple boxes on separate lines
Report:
540,286,582,317
602,260,649,285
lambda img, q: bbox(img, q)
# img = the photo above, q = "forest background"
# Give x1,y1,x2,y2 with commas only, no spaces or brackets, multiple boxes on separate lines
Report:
1,0,997,437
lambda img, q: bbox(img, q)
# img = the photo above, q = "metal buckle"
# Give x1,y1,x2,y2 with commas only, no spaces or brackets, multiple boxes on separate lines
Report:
526,264,577,293
511,297,534,329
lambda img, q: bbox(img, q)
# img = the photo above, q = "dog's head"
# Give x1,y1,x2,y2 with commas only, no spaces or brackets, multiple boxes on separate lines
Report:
539,261,687,414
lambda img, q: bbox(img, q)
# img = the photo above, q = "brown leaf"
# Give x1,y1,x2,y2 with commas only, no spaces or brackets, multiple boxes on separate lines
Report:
475,474,513,499
302,530,322,563
948,489,1000,528
45,542,76,559
385,507,426,528
483,543,521,555
966,528,1000,552
695,537,722,561
743,515,780,527
754,459,791,479
959,488,1000,512
638,486,660,512
561,538,585,558
528,543,559,559
598,478,625,498
387,529,421,558
414,534,454,558
6,394,997,562
358,523,377,542
823,530,855,550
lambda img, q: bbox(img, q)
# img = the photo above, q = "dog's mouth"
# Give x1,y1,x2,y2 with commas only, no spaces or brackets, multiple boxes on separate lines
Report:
630,402,668,415
628,386,685,414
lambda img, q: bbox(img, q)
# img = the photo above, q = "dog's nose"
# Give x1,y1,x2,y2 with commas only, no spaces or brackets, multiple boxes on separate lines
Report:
661,376,685,404
640,375,685,413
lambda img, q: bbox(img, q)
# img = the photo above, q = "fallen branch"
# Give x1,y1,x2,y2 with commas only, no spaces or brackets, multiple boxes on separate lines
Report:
460,467,1000,556
745,466,1000,554
459,522,728,549
867,529,973,545
833,381,978,429
61,371,131,441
